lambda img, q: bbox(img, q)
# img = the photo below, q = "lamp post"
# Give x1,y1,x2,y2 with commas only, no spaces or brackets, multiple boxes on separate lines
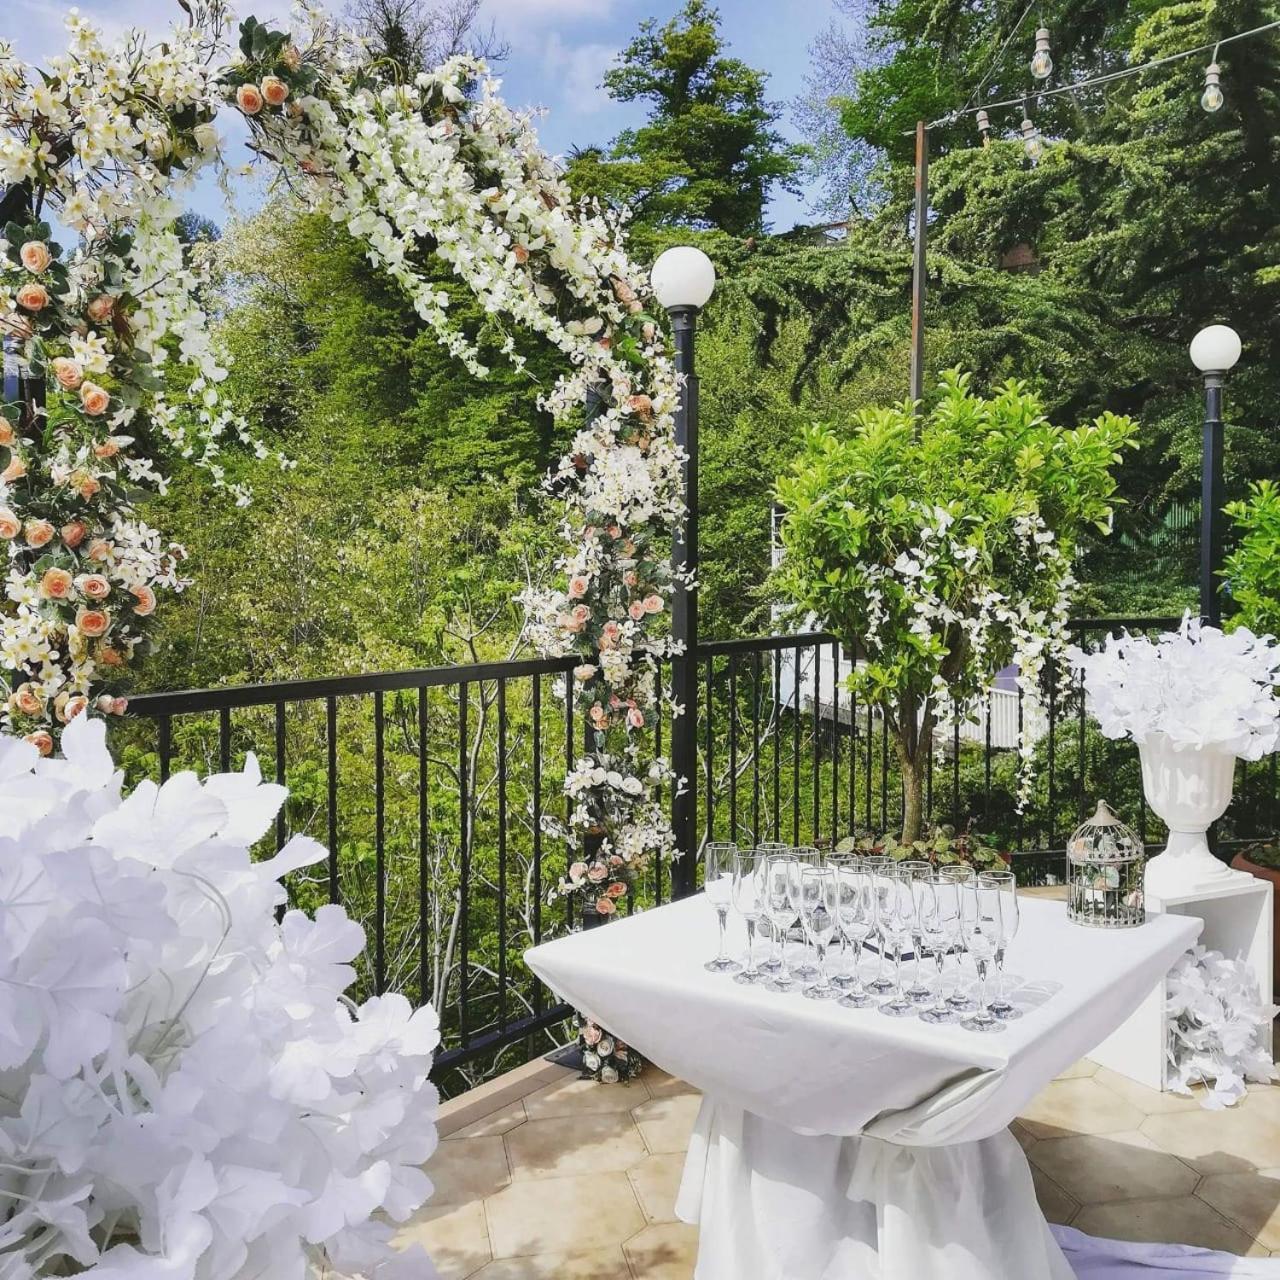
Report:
652,246,716,898
1189,324,1243,627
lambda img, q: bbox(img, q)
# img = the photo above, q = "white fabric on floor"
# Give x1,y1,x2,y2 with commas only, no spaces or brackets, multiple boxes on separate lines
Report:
526,894,1206,1279
1053,1225,1280,1276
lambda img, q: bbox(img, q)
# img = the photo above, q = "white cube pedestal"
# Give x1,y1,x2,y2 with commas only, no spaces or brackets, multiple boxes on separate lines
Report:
1086,877,1273,1091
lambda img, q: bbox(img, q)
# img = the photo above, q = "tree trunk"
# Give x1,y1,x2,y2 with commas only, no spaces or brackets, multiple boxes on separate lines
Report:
893,699,934,844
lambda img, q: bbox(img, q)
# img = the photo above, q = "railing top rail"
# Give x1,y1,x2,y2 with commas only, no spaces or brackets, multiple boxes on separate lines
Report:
696,631,836,656
126,652,579,716
1067,616,1184,632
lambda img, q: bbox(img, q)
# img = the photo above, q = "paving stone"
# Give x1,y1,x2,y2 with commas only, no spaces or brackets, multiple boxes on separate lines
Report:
1141,1106,1280,1174
631,1093,703,1154
628,1152,687,1223
623,1221,700,1279
1029,1131,1198,1205
1073,1196,1265,1256
484,1171,645,1258
1032,1166,1079,1226
522,1074,650,1121
1018,1077,1145,1139
395,1200,491,1279
505,1113,647,1181
424,1136,510,1206
1196,1170,1280,1251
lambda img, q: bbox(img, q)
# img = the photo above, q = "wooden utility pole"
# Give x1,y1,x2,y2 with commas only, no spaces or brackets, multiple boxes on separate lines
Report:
909,121,929,406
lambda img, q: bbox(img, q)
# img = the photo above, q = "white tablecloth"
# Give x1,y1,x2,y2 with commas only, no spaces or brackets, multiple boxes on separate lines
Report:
526,894,1202,1280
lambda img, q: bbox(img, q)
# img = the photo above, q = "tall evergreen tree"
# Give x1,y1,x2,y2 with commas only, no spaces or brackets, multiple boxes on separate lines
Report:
566,0,804,236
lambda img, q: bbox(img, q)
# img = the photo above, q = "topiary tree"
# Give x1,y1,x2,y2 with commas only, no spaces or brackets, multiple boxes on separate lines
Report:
774,371,1136,842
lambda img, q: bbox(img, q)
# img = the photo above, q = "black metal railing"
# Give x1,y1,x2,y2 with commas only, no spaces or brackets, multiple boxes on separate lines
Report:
120,615,1279,1093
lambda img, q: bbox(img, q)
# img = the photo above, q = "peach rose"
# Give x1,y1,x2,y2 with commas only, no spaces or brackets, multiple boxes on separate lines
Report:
75,474,100,500
559,604,590,634
61,520,87,549
643,593,663,615
568,861,588,883
262,75,290,105
87,538,113,562
623,570,638,588
582,1023,603,1046
586,863,609,882
628,600,646,622
627,706,645,729
567,574,589,598
589,704,609,729
598,620,621,650
573,664,597,682
627,393,653,419
236,83,264,114
607,525,621,538
76,607,110,637
605,881,627,898
95,694,126,715
86,294,115,324
512,244,529,265
24,519,54,548
63,694,89,722
20,241,51,273
112,696,129,715
93,439,119,459
51,357,84,390
25,731,53,757
0,507,19,539
39,568,73,600
79,382,110,416
594,896,617,916
0,416,14,446
14,684,43,716
2,456,26,483
16,282,49,312
97,644,125,668
130,584,156,616
79,574,110,600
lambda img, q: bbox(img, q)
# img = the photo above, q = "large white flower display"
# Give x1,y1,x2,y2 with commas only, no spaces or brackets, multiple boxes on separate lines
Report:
0,715,441,1278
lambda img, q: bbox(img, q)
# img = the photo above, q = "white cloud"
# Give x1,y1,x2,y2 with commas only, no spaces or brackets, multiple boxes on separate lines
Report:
537,33,617,115
485,0,614,23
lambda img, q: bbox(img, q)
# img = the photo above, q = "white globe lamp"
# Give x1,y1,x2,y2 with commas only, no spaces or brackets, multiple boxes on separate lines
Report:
1189,324,1242,374
651,246,716,311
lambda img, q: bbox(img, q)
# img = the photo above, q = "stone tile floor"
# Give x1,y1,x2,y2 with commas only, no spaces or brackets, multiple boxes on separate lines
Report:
400,1052,1280,1278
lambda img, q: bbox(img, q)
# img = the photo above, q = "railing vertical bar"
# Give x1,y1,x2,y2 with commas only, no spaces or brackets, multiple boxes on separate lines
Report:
654,690,664,905
773,647,782,841
274,701,287,852
533,676,543,946
459,682,470,1041
563,669,574,925
158,715,172,783
705,657,715,847
830,640,840,842
984,694,993,824
1047,669,1058,847
1077,667,1088,822
327,695,339,904
374,690,386,996
497,679,508,1032
728,654,738,843
752,649,762,848
418,687,429,1005
1015,687,1024,852
951,718,960,831
218,706,231,772
813,643,822,845
849,684,858,838
882,716,890,833
864,700,873,831
792,643,801,845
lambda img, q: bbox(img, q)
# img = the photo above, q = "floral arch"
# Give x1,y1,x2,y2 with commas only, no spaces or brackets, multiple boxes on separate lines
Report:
0,3,682,896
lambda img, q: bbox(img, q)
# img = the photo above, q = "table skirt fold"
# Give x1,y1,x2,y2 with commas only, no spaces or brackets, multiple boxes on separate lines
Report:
677,1098,1075,1280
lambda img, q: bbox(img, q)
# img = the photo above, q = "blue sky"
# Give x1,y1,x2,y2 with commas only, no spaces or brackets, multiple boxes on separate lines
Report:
7,0,840,231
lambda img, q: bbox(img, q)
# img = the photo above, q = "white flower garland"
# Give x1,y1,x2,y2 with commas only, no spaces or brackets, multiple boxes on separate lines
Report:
1166,945,1278,1109
0,714,441,1278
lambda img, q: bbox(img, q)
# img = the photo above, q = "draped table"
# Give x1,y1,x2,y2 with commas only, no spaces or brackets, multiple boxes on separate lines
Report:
526,893,1202,1280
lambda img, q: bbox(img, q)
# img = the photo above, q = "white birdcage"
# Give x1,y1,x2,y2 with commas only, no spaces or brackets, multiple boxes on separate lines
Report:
1067,800,1145,929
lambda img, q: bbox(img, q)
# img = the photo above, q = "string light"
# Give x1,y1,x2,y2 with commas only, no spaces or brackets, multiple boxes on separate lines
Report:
1202,57,1224,112
1021,115,1045,163
1031,27,1054,80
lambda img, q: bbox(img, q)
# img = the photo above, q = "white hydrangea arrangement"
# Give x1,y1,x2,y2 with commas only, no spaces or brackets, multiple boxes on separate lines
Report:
1070,614,1280,759
1166,945,1278,1109
0,716,441,1278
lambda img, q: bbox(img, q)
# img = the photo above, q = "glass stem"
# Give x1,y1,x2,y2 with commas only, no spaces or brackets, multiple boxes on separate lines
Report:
994,949,1006,1003
893,945,904,1000
934,951,947,1015
716,907,729,962
744,917,757,975
976,958,989,1016
816,940,828,991
851,938,864,995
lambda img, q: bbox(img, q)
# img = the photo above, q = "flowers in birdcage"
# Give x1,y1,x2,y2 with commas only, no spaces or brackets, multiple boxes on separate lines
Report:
0,714,442,1277
1070,614,1280,759
1166,945,1278,1109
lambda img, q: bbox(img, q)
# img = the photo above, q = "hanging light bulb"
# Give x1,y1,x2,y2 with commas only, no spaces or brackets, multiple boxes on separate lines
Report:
1021,117,1045,163
1201,61,1224,112
1031,27,1054,80
976,109,992,145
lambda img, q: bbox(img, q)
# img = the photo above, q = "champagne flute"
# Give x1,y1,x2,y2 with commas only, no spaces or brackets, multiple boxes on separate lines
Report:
764,855,801,994
876,865,917,1017
979,870,1021,1019
732,850,767,985
755,841,791,973
836,861,876,1009
860,854,896,994
790,846,823,980
703,842,741,973
960,881,1004,1033
914,874,960,1024
898,859,933,1002
941,863,978,1010
799,866,839,1000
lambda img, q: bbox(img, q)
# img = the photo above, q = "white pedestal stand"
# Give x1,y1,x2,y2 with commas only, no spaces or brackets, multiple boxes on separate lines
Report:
1087,878,1273,1090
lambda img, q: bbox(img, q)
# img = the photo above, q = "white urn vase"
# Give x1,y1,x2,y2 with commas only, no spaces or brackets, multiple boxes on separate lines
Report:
1138,732,1251,899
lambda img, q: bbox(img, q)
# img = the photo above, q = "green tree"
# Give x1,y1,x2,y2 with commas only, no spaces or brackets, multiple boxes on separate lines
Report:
566,0,804,237
774,372,1136,842
1223,480,1280,637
